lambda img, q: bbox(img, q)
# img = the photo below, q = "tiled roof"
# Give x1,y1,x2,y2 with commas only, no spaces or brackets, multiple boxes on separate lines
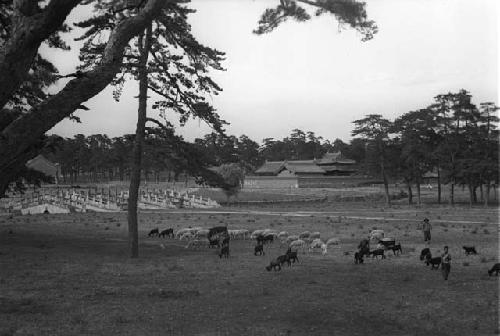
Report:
255,161,285,174
284,162,325,174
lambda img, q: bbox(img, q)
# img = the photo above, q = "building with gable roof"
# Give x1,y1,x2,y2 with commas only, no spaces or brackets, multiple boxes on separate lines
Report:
245,152,375,189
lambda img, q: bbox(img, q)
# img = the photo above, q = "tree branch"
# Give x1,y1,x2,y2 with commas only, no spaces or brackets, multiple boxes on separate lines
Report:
0,0,170,181
0,0,82,109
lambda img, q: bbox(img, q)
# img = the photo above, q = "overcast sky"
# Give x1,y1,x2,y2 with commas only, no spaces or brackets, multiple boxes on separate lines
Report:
47,0,499,144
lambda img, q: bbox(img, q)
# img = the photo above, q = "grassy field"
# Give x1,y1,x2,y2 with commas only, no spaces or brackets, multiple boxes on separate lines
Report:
0,203,498,335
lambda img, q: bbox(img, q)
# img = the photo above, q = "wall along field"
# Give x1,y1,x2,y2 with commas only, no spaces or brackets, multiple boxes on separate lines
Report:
0,204,498,335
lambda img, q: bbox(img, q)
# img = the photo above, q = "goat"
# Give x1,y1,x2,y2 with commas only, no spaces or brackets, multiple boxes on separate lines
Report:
209,226,228,240
388,243,402,255
148,228,159,237
254,244,265,256
289,239,306,252
369,229,385,242
185,239,208,249
277,254,291,267
219,245,230,258
420,248,431,261
256,234,274,245
354,251,364,264
286,247,299,264
278,231,289,239
220,234,230,247
194,229,210,239
208,237,220,249
175,228,193,239
370,249,386,259
425,254,442,269
286,235,299,244
251,230,265,239
463,246,477,255
299,231,311,239
326,237,341,246
159,228,174,238
310,232,321,239
488,263,500,276
179,232,195,241
309,239,327,255
265,259,281,272
358,238,370,250
229,229,249,240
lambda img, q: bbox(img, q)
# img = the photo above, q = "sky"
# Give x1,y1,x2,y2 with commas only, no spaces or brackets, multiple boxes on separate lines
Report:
47,0,499,144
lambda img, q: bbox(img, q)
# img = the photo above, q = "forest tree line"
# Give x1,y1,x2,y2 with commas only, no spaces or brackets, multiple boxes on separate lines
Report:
41,89,498,206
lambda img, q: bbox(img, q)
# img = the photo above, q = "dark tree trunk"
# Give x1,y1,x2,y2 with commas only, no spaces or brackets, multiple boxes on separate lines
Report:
468,183,473,207
406,180,413,205
437,166,441,204
381,161,391,206
485,183,490,207
127,24,152,259
449,183,454,206
472,185,478,204
479,184,484,202
416,178,421,206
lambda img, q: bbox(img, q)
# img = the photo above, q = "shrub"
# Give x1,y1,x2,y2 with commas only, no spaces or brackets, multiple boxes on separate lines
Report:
483,229,490,234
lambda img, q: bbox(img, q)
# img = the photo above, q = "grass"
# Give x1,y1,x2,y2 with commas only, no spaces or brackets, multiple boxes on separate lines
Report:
0,204,498,335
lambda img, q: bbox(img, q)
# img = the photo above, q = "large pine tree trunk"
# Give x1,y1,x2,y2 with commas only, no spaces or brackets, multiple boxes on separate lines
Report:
127,25,152,259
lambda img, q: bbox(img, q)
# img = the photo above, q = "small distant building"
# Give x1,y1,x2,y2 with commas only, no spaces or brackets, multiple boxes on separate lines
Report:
255,160,326,177
26,155,60,184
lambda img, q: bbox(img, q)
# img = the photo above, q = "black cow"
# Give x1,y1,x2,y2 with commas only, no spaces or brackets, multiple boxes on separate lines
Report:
148,228,159,237
221,234,230,247
159,228,174,238
254,244,265,256
425,254,442,269
388,243,402,255
209,237,220,249
286,248,299,264
463,246,477,255
266,259,281,272
219,245,230,258
370,249,386,259
208,226,228,240
354,251,364,264
488,263,500,276
420,248,431,261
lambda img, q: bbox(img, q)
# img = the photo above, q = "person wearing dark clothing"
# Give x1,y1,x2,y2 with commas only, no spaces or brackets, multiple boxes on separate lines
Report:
422,218,432,243
441,246,451,280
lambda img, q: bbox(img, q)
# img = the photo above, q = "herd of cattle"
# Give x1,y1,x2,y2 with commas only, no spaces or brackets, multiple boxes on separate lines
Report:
147,226,500,276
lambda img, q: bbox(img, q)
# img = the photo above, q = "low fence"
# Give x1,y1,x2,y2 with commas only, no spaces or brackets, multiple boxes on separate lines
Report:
1,186,219,213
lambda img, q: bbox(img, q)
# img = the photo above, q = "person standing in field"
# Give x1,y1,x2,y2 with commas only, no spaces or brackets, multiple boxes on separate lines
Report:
422,218,432,243
441,246,451,280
